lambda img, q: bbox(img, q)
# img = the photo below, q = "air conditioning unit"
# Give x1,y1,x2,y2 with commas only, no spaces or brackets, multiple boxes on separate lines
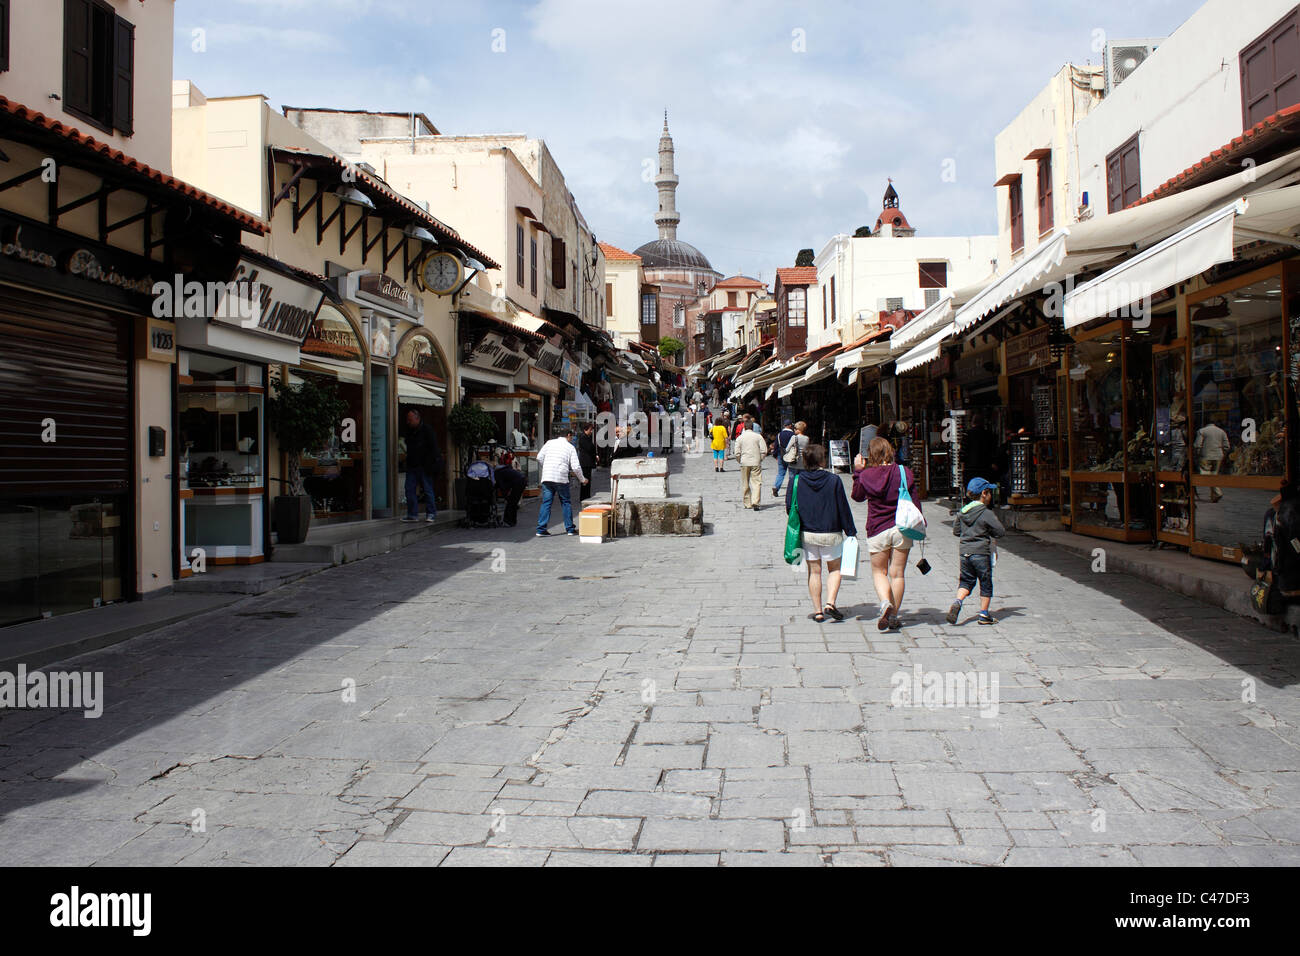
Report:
1104,39,1163,95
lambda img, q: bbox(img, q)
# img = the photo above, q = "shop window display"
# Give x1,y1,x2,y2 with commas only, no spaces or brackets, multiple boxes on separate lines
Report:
1190,277,1286,478
178,353,265,561
1067,330,1125,473
297,307,366,520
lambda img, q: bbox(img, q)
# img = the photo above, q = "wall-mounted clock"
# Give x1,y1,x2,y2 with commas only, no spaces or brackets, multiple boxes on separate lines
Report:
419,250,464,295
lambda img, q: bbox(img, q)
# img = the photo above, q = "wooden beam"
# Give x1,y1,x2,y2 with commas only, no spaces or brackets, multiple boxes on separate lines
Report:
0,165,46,193
340,203,364,255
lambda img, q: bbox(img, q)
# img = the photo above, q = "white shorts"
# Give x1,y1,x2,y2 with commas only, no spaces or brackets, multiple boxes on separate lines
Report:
802,531,844,562
867,527,913,554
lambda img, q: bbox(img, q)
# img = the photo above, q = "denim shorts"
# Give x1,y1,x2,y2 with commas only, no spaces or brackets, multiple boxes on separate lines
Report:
959,554,993,597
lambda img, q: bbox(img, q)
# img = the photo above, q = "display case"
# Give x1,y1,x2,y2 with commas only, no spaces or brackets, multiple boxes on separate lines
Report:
1065,321,1156,542
1186,266,1290,562
178,354,266,565
1057,370,1070,525
1153,340,1191,546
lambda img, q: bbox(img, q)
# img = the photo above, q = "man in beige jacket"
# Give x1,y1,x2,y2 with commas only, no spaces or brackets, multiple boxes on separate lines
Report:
733,414,769,510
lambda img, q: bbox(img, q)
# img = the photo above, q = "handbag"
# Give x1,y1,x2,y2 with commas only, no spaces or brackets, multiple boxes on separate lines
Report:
783,434,801,464
784,474,803,565
894,464,927,540
840,534,859,578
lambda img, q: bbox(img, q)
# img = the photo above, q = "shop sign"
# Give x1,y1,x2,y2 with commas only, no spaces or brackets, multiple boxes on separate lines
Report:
135,316,177,363
338,270,423,321
1005,327,1052,375
535,343,564,374
0,214,160,308
208,258,324,344
560,358,581,389
465,331,526,375
955,347,999,383
526,366,559,394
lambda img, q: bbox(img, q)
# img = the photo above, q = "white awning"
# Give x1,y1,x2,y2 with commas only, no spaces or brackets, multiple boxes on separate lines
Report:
951,232,1116,333
847,368,860,386
895,323,955,374
836,343,894,372
1064,200,1246,328
889,295,953,349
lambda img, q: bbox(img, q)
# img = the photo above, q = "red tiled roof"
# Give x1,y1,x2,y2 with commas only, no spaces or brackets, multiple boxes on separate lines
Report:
0,96,267,234
1133,103,1300,207
775,266,818,286
713,275,766,289
272,147,500,269
598,242,641,262
843,327,893,349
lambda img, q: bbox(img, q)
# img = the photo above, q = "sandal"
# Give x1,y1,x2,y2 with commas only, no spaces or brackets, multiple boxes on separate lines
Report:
824,604,844,621
813,612,826,623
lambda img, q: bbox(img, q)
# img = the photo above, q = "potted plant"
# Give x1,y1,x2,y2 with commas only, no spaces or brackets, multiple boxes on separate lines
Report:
447,402,498,507
267,376,347,544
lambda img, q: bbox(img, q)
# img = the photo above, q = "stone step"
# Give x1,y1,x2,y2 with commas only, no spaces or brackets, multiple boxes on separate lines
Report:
270,511,464,565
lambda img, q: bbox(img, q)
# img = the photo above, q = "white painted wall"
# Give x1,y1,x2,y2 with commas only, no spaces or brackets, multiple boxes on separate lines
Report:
812,233,998,349
604,255,642,346
993,64,1103,267
1075,0,1298,219
1,0,175,171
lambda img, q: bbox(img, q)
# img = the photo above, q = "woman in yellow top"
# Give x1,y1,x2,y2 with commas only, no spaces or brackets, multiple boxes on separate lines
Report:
711,420,730,472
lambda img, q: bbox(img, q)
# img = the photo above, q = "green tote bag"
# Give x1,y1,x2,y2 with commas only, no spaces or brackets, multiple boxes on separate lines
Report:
784,474,803,565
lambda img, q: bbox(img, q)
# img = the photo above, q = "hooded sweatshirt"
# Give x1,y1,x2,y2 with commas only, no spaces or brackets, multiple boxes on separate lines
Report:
953,499,1005,555
786,469,857,536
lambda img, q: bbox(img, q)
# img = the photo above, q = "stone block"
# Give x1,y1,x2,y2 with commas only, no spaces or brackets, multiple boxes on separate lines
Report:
614,497,703,536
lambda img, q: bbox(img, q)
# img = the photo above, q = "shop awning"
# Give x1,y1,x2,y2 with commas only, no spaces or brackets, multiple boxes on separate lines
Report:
952,232,1113,333
397,376,447,403
889,295,954,349
777,364,837,398
1063,200,1246,328
894,324,955,375
835,342,894,373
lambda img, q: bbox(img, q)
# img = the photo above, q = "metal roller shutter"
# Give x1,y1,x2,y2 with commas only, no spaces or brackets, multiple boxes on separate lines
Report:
0,286,131,497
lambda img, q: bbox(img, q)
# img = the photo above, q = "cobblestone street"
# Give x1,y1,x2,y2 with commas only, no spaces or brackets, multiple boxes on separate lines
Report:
2,449,1298,867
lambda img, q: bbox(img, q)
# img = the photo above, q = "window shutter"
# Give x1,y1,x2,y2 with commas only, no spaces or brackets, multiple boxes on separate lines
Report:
64,0,93,117
1,0,11,73
1106,153,1123,213
112,14,133,135
516,224,524,284
1240,9,1300,128
918,262,947,288
1120,139,1141,208
1038,159,1053,233
551,237,566,288
1009,180,1024,251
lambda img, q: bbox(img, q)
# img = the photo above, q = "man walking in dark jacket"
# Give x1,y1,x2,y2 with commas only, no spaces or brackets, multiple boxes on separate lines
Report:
402,409,442,521
577,421,598,484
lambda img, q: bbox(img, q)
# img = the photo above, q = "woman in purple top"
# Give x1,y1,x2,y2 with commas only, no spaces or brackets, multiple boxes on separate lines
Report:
851,437,920,631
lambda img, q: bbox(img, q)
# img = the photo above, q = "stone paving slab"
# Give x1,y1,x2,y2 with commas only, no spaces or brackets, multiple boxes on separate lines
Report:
1,449,1298,865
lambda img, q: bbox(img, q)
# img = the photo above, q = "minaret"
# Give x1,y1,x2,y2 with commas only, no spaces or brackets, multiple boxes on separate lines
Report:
655,111,680,241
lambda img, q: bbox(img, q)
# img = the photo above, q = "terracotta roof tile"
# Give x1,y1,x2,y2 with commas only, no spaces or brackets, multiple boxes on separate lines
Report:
775,266,818,286
713,275,766,289
0,96,267,234
598,241,641,261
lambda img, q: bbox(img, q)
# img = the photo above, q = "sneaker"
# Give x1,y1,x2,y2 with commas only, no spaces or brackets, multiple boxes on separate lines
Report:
565,529,579,535
977,611,996,625
426,515,437,522
535,529,550,537
877,604,894,631
946,602,962,625
887,613,902,629
400,516,417,522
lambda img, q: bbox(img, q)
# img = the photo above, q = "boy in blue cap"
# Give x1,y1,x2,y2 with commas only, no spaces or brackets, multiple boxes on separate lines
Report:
947,477,1005,625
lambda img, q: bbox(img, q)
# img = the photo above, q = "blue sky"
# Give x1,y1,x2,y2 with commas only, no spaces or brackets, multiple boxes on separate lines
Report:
175,0,1205,284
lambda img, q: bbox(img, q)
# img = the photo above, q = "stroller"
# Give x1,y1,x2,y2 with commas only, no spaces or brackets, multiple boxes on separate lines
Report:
460,459,502,528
